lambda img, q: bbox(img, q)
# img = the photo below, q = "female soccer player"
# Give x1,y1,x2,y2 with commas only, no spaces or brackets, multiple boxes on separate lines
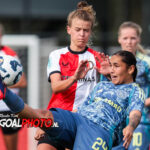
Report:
114,21,150,150
1,50,145,150
36,1,105,149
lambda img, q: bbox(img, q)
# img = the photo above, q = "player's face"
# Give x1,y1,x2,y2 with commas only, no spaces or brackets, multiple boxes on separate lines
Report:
118,27,140,55
67,18,92,51
110,55,134,85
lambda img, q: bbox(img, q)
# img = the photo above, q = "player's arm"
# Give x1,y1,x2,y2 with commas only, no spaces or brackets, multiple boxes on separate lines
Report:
144,97,150,107
18,105,53,123
122,110,141,149
2,87,54,130
51,60,90,93
50,73,76,94
17,104,54,131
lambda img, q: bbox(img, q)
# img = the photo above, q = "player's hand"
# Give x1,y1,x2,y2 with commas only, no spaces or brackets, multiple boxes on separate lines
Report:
0,76,6,100
34,128,46,141
94,52,111,76
122,125,134,149
73,60,90,81
144,97,150,107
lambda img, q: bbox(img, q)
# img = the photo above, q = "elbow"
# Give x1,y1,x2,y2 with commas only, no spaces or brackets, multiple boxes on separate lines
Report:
51,86,64,94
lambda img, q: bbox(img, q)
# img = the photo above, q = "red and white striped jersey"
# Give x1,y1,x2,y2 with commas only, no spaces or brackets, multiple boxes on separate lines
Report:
47,47,102,111
0,46,19,111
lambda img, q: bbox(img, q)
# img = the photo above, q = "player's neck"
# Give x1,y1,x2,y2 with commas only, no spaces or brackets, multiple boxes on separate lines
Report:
70,45,87,52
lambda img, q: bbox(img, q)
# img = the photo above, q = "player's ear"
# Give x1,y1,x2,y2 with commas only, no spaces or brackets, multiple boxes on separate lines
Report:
128,65,135,75
67,25,71,35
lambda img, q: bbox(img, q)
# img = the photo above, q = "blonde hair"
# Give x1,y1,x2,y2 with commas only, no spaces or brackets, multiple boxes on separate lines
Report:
67,1,96,29
118,21,146,54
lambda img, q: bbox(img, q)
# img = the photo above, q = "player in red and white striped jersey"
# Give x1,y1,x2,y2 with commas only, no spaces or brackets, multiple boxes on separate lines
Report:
36,1,105,150
0,24,27,150
47,46,101,111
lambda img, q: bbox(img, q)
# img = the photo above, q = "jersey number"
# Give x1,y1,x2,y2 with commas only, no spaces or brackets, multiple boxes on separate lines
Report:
132,132,142,147
92,137,108,150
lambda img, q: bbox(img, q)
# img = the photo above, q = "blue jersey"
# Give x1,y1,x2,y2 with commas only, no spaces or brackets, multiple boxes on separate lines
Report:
136,52,150,124
78,81,145,142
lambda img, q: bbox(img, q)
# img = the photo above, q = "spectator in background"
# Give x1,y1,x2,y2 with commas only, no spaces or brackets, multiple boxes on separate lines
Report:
112,21,150,149
35,1,106,150
0,23,27,150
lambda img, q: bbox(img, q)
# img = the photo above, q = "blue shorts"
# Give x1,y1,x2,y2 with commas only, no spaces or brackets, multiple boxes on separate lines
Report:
112,141,126,150
45,108,113,150
128,123,150,150
112,123,150,150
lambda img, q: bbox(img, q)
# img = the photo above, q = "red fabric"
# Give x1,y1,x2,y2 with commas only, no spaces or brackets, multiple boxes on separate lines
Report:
47,47,102,111
47,52,78,111
0,46,17,57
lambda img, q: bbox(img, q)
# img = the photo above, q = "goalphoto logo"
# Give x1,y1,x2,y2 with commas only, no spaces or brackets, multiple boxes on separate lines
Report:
22,118,53,128
0,118,22,127
0,114,57,128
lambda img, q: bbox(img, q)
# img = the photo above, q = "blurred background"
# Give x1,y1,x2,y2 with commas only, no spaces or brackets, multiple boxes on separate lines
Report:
0,0,150,149
1,0,150,51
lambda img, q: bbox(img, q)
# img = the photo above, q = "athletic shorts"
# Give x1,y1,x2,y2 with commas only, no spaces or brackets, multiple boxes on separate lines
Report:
39,108,113,150
112,141,127,150
112,123,150,150
0,111,22,135
128,123,150,150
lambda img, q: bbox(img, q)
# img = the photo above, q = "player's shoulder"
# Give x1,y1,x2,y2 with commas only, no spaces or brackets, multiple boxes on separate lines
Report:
136,51,150,67
1,46,17,57
50,47,69,56
131,82,145,96
87,47,99,55
130,82,140,88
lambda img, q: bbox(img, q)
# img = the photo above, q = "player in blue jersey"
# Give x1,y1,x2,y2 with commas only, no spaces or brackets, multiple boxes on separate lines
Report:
111,21,150,150
0,50,145,150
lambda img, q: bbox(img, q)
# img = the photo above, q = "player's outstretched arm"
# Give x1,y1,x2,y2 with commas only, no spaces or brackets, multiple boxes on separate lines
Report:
0,78,54,130
18,104,54,130
122,110,141,149
51,60,90,93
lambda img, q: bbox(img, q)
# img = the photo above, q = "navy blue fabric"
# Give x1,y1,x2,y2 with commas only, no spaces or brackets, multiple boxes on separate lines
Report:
45,108,112,150
4,89,24,113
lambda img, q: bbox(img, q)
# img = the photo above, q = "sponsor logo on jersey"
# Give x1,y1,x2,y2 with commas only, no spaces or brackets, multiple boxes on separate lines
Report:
78,76,95,82
62,62,69,66
62,75,95,82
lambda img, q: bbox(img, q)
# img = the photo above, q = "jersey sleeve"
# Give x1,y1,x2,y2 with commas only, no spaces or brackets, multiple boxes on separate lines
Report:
47,51,61,81
128,85,145,114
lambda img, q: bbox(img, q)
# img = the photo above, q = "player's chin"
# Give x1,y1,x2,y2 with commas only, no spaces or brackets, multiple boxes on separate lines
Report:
77,42,86,47
111,79,119,85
